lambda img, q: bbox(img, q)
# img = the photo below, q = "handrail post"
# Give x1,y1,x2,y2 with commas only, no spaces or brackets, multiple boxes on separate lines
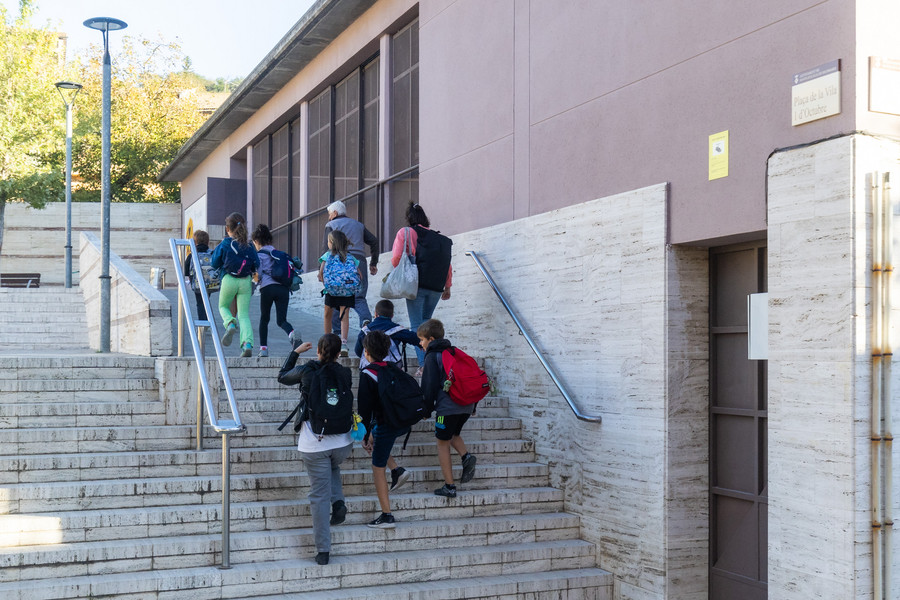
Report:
220,431,232,569
177,245,184,357
465,250,602,423
196,325,205,451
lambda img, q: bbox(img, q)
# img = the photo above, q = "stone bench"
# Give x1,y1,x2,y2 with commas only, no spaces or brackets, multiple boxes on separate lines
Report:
0,272,41,288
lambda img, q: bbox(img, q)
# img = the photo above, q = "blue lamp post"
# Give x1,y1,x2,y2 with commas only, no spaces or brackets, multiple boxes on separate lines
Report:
83,17,127,352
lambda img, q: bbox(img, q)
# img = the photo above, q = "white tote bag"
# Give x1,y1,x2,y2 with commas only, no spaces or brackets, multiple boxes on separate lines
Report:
380,227,418,300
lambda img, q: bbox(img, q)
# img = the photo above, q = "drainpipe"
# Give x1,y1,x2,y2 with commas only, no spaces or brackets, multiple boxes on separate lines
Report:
882,173,893,599
872,171,884,600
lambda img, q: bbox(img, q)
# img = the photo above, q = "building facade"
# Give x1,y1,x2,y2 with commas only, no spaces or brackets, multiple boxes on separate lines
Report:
162,1,900,598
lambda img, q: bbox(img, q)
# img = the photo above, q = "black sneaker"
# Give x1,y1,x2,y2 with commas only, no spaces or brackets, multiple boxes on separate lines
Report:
330,500,347,526
434,483,457,498
315,552,329,565
460,453,477,484
390,467,410,491
367,512,396,528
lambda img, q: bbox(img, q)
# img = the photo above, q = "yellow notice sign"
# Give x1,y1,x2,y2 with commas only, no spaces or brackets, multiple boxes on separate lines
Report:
708,130,729,181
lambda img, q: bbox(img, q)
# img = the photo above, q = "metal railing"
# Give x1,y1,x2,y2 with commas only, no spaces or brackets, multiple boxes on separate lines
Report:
465,250,602,423
270,165,419,260
169,238,246,569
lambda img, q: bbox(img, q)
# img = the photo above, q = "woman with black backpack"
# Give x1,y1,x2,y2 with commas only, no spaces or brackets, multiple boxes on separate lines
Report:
277,334,354,566
389,203,453,372
251,224,300,357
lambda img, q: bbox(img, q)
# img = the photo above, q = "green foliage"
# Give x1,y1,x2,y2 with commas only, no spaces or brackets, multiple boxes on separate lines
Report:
72,36,210,203
0,0,67,207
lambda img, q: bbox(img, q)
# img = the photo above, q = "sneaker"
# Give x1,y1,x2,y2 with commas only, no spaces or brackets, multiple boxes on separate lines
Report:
340,343,349,357
390,467,410,492
460,453,477,484
222,323,237,346
434,483,457,498
258,346,268,358
289,330,302,347
240,343,252,358
315,551,329,565
330,500,347,526
366,512,396,529
361,320,371,328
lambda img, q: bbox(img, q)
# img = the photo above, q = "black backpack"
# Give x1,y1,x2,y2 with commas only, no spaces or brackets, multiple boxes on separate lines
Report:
365,363,431,431
412,225,452,292
259,248,294,288
307,362,354,436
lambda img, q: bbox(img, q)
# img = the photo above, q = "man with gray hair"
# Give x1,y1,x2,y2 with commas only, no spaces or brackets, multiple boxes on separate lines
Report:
320,200,379,339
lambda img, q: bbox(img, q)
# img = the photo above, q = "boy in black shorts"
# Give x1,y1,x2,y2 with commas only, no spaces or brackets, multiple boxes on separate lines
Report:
417,319,476,498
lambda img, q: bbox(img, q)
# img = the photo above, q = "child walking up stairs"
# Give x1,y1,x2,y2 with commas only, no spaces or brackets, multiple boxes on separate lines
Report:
0,353,612,599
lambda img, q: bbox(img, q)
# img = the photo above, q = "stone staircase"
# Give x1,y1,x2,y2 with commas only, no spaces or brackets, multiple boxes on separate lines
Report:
0,352,613,599
0,288,90,351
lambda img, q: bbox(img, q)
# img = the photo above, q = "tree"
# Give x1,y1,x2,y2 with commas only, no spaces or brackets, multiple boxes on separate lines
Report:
0,0,67,261
72,35,209,203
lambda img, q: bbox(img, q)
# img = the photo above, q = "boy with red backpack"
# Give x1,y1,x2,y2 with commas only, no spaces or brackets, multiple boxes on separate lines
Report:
417,319,489,498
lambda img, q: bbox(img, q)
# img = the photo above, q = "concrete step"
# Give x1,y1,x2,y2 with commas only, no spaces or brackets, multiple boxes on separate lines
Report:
0,378,159,403
0,401,166,429
245,569,612,600
0,354,156,372
0,540,603,600
0,416,522,455
0,510,580,579
220,394,510,422
1,463,551,515
0,439,534,484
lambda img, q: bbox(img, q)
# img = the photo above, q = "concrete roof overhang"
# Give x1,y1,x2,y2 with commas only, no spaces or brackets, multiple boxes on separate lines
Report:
159,0,377,183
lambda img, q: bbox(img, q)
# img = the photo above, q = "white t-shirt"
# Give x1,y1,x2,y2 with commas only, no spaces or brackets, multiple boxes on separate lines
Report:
296,420,353,453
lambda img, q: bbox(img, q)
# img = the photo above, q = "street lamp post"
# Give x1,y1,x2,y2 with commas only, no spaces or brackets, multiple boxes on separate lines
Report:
84,17,127,353
54,81,82,289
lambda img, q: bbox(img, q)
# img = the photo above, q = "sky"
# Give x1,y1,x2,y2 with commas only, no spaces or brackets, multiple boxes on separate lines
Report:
2,0,318,79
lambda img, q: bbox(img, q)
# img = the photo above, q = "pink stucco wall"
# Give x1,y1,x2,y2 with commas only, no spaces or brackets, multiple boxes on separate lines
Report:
418,0,900,245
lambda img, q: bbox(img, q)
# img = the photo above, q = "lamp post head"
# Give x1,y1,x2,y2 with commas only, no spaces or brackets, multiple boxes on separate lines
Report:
82,17,128,33
55,81,82,106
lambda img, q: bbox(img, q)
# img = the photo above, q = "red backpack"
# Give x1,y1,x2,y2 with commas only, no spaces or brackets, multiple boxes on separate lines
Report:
441,347,490,406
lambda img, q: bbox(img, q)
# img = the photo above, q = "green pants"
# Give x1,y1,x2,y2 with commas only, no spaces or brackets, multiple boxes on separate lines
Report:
218,274,254,347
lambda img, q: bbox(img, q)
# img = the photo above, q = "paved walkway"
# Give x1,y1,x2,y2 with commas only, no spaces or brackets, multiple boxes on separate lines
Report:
161,288,362,360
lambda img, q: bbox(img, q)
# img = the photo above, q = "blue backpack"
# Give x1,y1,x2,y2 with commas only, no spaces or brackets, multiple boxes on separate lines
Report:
322,253,360,297
222,240,256,278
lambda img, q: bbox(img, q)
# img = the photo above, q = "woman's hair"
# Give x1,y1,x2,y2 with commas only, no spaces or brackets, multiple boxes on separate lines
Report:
328,230,349,262
417,318,444,340
406,202,430,228
318,333,342,362
363,330,391,362
252,223,273,246
225,213,248,246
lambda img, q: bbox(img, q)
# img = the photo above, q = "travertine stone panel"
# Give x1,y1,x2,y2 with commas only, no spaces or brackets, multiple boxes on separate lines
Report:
80,232,172,356
0,202,179,287
290,183,710,600
768,135,900,599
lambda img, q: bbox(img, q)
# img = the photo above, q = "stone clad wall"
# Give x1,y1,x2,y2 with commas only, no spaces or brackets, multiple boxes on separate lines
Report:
767,135,900,599
291,183,710,599
80,232,172,357
1,202,180,287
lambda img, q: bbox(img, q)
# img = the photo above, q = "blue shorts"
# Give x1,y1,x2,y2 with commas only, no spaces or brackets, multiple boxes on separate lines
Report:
371,423,411,468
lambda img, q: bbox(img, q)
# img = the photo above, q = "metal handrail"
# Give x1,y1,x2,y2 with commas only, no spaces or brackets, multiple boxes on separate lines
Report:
270,164,419,234
465,250,602,423
169,238,246,569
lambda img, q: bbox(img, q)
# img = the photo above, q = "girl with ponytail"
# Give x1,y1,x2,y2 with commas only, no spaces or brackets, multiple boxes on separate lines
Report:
211,212,259,356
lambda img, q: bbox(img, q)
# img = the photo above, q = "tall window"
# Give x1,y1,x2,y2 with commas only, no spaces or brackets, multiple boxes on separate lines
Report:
251,139,268,232
307,88,332,261
270,125,290,250
389,19,419,237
